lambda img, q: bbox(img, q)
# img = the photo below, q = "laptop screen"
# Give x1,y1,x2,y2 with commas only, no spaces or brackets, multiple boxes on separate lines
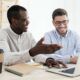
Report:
61,67,75,74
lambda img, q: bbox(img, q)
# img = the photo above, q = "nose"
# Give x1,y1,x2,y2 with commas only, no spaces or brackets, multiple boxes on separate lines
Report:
25,20,29,26
60,23,65,27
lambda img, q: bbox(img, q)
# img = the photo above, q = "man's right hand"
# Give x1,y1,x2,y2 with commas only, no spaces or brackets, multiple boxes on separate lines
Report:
29,38,62,56
44,58,67,68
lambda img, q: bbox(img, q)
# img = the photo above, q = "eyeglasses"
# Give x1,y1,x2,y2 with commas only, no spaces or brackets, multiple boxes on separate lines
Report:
54,20,69,26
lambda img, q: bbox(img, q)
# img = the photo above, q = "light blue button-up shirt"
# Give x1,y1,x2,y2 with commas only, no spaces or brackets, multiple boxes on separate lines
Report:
43,30,80,63
35,30,80,63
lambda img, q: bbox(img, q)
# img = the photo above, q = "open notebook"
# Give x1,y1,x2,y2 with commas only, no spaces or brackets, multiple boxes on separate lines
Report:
5,63,42,76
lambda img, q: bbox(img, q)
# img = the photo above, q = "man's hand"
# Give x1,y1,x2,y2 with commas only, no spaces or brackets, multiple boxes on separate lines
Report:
44,58,67,68
29,38,62,56
70,56,78,64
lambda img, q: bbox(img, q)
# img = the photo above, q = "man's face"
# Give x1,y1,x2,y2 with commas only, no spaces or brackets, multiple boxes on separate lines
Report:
53,15,69,36
13,10,29,33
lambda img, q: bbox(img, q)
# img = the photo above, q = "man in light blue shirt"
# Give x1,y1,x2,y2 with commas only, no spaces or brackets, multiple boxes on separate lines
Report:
35,8,80,67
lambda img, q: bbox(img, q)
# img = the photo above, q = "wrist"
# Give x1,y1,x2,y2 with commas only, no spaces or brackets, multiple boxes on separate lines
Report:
29,47,42,56
46,58,54,63
29,48,37,57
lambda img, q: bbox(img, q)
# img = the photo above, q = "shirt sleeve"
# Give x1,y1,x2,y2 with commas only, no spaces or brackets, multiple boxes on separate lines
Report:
34,53,71,64
4,49,31,65
47,54,71,63
33,54,48,63
0,40,31,65
0,30,36,65
74,34,80,56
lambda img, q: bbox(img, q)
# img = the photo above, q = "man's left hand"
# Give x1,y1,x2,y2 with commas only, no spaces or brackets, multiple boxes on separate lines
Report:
70,56,78,64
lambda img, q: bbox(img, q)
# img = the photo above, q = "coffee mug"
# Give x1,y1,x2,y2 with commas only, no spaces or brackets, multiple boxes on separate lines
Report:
0,49,4,73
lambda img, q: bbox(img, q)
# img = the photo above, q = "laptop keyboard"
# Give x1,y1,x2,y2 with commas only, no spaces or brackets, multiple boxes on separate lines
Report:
61,67,75,74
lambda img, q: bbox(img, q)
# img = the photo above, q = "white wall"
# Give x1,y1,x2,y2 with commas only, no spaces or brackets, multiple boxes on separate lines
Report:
19,0,80,41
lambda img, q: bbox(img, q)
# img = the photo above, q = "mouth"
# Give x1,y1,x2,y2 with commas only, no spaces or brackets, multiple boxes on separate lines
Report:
59,28,66,31
59,26,66,28
57,27,67,32
59,27,66,30
23,27,28,32
25,26,28,29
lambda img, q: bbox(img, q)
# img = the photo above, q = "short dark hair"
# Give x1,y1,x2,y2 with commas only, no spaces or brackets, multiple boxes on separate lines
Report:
7,5,27,24
52,8,68,20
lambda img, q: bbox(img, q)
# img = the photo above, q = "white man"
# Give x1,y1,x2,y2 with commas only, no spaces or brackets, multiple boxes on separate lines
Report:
34,8,80,68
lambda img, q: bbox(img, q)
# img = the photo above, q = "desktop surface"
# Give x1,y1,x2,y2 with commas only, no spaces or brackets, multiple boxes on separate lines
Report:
0,63,80,80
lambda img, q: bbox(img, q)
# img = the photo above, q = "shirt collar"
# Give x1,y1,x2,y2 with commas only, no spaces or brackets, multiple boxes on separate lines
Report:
55,30,70,39
9,26,20,39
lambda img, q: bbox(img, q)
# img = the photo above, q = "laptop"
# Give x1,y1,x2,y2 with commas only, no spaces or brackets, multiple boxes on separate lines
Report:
46,56,80,77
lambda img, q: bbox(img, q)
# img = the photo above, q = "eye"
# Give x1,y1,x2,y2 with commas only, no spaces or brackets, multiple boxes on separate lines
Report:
55,20,68,26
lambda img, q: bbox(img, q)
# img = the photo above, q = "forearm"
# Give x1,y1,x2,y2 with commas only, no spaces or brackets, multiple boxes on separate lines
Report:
4,50,31,65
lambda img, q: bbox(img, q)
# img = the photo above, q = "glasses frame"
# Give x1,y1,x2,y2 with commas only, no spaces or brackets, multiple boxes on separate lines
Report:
54,20,69,26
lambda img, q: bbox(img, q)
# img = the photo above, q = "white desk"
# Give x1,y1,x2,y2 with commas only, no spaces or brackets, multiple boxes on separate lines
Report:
0,64,80,80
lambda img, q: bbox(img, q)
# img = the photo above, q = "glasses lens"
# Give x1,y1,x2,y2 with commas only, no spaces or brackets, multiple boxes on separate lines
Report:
55,20,68,26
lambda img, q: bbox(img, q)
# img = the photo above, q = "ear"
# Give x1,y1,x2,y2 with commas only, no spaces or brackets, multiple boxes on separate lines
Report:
52,20,55,26
11,18,16,23
11,18,18,25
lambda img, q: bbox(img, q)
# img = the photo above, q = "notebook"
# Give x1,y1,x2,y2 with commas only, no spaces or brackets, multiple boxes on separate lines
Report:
46,56,80,77
5,63,41,76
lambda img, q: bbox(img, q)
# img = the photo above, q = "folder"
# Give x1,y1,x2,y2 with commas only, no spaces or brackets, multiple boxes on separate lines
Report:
5,63,41,76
